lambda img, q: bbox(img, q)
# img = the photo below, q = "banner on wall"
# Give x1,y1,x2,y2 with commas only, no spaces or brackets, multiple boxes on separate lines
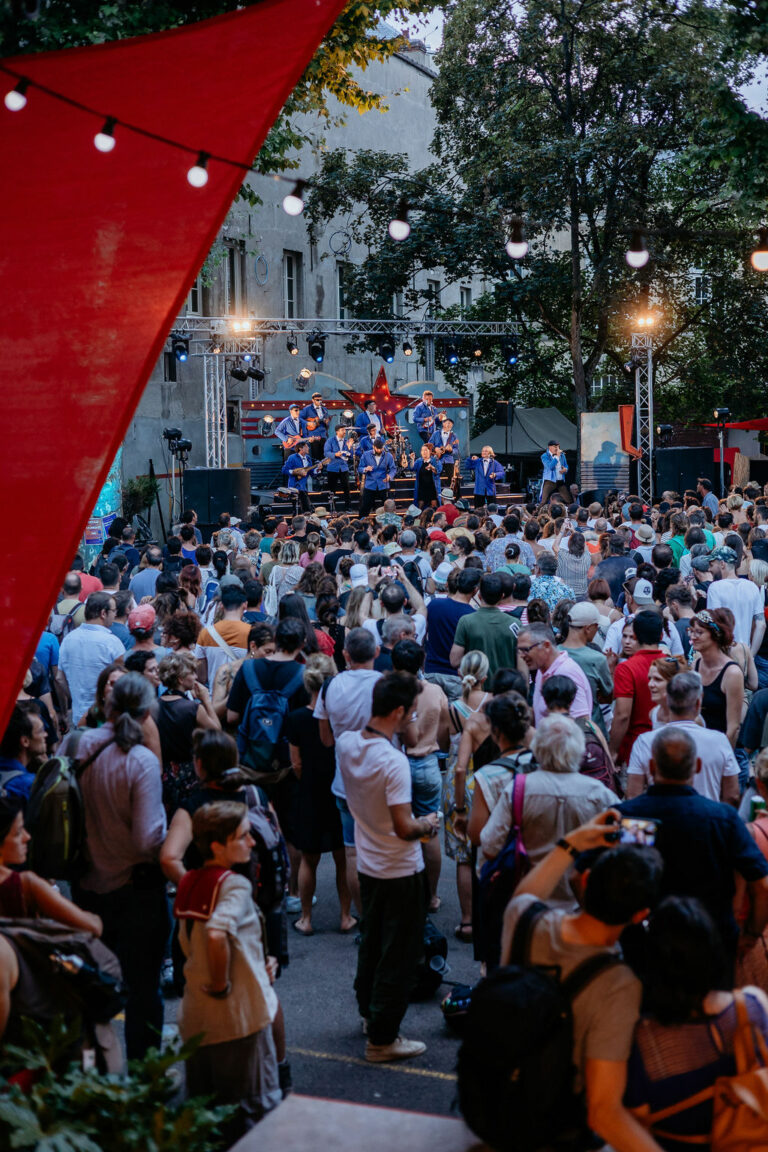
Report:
580,412,631,492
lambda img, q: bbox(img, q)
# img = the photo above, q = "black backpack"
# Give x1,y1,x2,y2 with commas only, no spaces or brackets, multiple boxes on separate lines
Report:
234,786,290,913
399,557,424,598
457,900,621,1152
409,918,448,1001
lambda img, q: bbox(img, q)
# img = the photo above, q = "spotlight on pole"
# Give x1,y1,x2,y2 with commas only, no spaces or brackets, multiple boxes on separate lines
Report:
378,336,396,363
307,333,326,364
230,367,248,382
501,336,519,365
626,228,650,268
445,340,460,365
403,340,413,357
751,227,768,272
246,366,265,381
656,424,673,438
287,337,299,356
471,340,483,359
171,334,189,362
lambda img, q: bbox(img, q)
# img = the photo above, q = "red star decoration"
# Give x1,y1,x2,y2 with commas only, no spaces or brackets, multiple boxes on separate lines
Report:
340,366,413,434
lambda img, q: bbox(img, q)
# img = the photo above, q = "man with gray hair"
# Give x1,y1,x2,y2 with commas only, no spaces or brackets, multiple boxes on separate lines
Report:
619,725,768,967
517,622,592,725
374,615,416,673
626,672,740,803
314,626,382,920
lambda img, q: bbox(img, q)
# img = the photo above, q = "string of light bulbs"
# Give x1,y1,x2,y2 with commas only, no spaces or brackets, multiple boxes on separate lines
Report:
4,64,767,271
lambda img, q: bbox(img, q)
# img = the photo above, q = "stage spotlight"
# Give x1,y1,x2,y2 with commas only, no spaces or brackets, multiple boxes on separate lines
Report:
378,336,396,363
176,438,192,452
471,340,483,359
713,407,731,421
656,424,673,438
298,367,312,380
287,337,299,356
403,340,413,357
246,366,265,381
308,333,326,364
445,340,459,365
242,350,253,362
162,428,182,442
171,334,189,362
230,367,248,382
751,228,768,272
501,336,519,365
262,414,275,427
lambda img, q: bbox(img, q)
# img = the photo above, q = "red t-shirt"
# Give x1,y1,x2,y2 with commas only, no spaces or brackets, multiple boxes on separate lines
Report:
437,503,460,526
613,648,664,764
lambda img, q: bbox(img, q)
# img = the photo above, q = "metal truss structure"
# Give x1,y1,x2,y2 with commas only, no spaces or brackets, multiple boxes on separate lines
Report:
171,315,521,472
632,332,654,505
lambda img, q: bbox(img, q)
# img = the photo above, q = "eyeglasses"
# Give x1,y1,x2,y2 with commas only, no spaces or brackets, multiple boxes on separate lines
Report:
518,641,545,656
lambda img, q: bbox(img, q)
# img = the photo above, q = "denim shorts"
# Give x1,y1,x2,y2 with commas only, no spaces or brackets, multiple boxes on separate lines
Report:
336,795,356,848
409,752,442,817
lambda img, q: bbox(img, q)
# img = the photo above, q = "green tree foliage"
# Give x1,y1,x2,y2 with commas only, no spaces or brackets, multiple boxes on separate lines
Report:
306,0,768,424
0,0,440,179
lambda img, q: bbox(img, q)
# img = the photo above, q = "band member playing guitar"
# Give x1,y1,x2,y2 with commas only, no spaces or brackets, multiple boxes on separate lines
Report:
465,445,505,508
281,441,327,512
410,443,443,509
324,426,355,512
540,438,570,503
301,391,331,462
276,404,308,453
355,399,384,439
413,390,443,443
358,437,397,516
429,415,460,486
355,422,379,458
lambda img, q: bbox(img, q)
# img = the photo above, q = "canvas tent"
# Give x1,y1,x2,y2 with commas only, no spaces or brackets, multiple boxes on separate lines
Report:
468,407,577,456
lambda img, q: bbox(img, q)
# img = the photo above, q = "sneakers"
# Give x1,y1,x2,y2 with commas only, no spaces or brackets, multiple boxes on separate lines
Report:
285,895,317,914
364,1036,426,1063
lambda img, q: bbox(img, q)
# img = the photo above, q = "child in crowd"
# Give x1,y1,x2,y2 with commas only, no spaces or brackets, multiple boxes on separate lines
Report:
174,801,280,1137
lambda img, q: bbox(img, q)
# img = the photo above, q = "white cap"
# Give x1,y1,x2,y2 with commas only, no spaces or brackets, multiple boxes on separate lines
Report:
350,564,369,588
434,562,454,585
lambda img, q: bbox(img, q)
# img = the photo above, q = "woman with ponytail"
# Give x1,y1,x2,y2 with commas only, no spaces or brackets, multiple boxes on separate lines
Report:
441,651,491,942
73,672,169,1061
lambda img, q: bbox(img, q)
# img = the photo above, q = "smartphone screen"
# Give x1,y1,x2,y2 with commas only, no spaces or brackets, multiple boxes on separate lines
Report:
619,817,659,847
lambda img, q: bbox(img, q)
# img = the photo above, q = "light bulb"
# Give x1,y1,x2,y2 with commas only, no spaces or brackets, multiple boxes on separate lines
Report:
94,117,117,152
388,197,410,242
626,228,649,268
751,228,768,271
282,181,305,216
4,80,28,112
187,152,209,188
506,217,528,260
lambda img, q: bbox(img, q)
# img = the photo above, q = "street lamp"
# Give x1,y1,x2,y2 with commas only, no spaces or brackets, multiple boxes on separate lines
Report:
714,407,730,497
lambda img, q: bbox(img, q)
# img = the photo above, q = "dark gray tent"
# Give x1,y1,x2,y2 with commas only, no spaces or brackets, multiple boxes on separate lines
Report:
469,407,577,456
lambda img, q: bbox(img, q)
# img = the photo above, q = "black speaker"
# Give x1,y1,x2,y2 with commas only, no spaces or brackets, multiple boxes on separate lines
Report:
655,447,715,497
496,401,514,425
182,468,251,535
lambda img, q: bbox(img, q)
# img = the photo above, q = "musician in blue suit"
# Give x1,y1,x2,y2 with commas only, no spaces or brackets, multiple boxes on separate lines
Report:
324,427,354,511
281,443,320,512
300,392,331,461
539,439,570,503
275,404,308,449
355,400,384,439
429,416,460,485
465,446,505,508
353,423,378,459
413,390,441,442
358,439,397,516
411,444,443,508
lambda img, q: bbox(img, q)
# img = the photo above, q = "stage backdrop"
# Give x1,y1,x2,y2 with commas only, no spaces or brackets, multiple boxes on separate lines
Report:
580,412,631,493
0,0,346,732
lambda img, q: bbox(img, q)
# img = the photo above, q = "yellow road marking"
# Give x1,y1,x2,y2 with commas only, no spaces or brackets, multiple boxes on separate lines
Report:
288,1046,456,1081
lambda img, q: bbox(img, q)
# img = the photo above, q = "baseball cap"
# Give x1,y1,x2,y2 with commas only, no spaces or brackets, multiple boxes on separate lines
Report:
350,564,369,588
626,577,654,605
219,573,244,589
568,602,601,627
709,546,738,565
383,541,402,557
692,555,712,572
433,561,454,586
128,604,156,632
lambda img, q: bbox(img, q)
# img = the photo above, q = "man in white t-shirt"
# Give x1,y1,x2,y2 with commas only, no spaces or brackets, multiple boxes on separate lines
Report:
707,547,766,653
626,671,740,803
314,627,382,918
337,671,439,1064
602,579,684,670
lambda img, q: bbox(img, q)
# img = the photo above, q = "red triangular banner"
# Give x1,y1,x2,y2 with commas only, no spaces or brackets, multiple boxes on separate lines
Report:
0,1,346,728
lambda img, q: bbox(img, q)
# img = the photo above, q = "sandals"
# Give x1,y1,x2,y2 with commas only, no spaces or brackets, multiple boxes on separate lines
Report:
292,919,314,936
454,923,473,943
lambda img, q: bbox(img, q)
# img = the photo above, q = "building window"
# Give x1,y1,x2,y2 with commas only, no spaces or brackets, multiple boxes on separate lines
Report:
224,241,246,315
460,286,472,316
283,251,303,319
337,262,349,320
591,360,617,398
692,272,710,305
163,351,177,383
426,279,441,317
186,275,201,315
393,290,405,318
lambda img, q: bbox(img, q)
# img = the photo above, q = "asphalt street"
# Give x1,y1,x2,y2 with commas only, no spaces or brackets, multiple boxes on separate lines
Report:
166,851,478,1116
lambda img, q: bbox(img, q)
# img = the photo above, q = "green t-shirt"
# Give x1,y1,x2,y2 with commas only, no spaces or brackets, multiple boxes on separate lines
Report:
498,562,531,576
454,606,519,677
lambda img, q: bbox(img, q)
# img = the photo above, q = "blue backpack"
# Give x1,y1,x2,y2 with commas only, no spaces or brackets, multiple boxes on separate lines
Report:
237,660,305,775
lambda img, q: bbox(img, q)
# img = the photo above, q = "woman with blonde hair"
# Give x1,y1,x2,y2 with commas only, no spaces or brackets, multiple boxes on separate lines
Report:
441,650,491,942
285,655,354,936
266,539,303,604
726,492,748,526
299,531,324,569
340,586,373,630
